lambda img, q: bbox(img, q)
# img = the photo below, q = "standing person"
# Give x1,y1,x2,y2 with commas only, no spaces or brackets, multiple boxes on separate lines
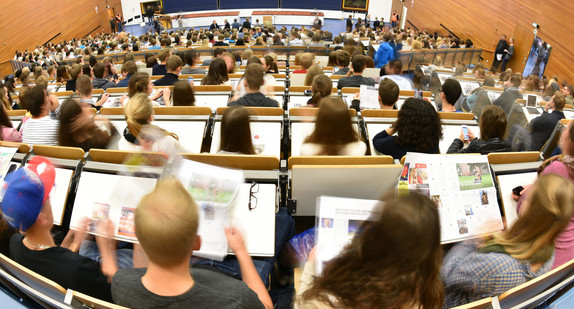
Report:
115,13,123,33
373,17,381,30
391,10,399,28
153,18,161,34
346,15,353,32
242,17,252,31
224,19,231,30
109,18,116,33
365,14,371,28
491,34,508,73
501,37,515,72
313,16,322,30
146,5,154,24
177,15,183,31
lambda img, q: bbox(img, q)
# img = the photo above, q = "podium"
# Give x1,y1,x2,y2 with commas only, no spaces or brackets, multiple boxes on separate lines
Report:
156,14,172,30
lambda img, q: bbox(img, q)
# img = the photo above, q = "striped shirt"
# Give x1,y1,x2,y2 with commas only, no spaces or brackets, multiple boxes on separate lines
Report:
441,241,553,308
21,116,60,146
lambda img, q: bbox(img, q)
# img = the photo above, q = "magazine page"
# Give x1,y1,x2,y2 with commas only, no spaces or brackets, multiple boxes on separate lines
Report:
0,146,18,180
172,158,244,261
315,196,381,274
399,153,503,243
69,172,158,242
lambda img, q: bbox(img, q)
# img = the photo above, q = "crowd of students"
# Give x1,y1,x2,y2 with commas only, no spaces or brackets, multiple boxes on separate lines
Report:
1,18,574,309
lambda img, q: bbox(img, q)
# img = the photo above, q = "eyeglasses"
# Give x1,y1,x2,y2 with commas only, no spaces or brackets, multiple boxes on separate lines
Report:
248,182,259,211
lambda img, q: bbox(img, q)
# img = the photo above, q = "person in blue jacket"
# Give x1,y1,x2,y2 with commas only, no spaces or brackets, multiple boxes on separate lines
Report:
375,33,394,68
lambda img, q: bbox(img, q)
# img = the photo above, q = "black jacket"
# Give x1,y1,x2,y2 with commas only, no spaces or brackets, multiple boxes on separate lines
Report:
529,110,565,151
493,87,522,115
228,92,279,107
447,137,512,155
92,78,115,90
153,73,179,86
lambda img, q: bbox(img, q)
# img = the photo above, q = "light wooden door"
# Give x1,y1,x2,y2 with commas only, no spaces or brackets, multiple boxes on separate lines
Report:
509,24,534,74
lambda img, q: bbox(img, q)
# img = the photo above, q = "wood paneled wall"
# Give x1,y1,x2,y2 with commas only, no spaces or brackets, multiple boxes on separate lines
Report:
405,0,574,83
0,0,122,76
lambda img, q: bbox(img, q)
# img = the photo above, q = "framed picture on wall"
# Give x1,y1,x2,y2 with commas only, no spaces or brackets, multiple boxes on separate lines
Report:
140,1,163,16
342,0,369,12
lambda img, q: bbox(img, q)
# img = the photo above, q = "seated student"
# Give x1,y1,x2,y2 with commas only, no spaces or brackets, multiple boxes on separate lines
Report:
493,74,523,115
213,35,230,47
380,59,414,90
442,174,574,307
172,80,195,106
181,50,207,75
200,58,232,86
153,55,183,86
440,79,462,112
112,178,271,308
201,47,226,66
332,50,351,76
59,98,116,151
0,98,21,142
447,105,512,154
351,78,400,112
303,65,324,87
306,75,333,107
337,55,376,90
65,63,83,91
92,62,116,90
463,76,495,113
76,75,110,109
372,98,442,160
119,93,187,153
114,60,138,88
219,106,255,154
152,48,171,76
374,33,394,68
20,85,60,146
2,157,118,302
300,96,366,156
296,193,443,308
529,91,566,151
127,72,171,106
228,64,280,107
232,57,276,99
292,53,315,74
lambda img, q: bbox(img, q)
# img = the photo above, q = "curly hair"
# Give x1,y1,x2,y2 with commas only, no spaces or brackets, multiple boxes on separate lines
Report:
298,193,444,308
393,98,443,152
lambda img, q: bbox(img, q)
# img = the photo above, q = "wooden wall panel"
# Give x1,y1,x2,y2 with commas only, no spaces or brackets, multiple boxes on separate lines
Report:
0,0,123,76
405,0,574,83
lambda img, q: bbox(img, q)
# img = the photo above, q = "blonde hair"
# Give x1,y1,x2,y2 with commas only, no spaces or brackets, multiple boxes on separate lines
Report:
135,178,199,266
494,174,574,260
124,93,178,140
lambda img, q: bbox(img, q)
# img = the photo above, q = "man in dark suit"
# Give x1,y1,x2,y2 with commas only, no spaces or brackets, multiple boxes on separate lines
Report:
224,19,231,30
146,5,154,24
491,34,508,73
493,74,523,115
373,17,381,30
242,17,251,30
209,20,219,31
346,15,353,31
529,92,566,151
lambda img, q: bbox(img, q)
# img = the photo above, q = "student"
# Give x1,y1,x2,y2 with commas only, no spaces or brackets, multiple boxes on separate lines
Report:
372,98,442,160
440,79,462,112
306,75,333,107
0,99,21,142
442,174,574,307
351,78,400,112
20,85,60,146
201,48,225,66
151,48,171,76
2,157,117,302
65,63,82,91
92,62,116,90
228,64,280,107
201,58,231,86
127,72,171,106
293,53,314,74
332,50,351,76
76,75,110,109
213,35,229,47
529,91,566,151
374,33,394,68
111,178,271,308
153,55,183,86
172,80,195,106
114,61,138,88
181,50,207,75
447,105,512,154
380,59,414,90
219,106,255,154
300,96,366,156
58,98,115,151
119,93,186,153
337,55,376,90
303,65,324,87
493,74,523,115
296,193,443,308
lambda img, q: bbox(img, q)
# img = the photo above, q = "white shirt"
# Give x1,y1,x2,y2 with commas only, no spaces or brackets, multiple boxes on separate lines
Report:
21,116,60,146
383,75,414,91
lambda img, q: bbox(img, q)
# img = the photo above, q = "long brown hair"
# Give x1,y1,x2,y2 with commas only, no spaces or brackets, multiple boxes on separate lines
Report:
304,96,358,155
220,106,255,154
308,75,332,107
201,58,229,85
299,193,444,308
493,174,574,261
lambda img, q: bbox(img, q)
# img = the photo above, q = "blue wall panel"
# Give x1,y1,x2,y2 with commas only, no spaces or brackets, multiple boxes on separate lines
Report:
282,0,342,10
163,0,217,13
219,0,279,9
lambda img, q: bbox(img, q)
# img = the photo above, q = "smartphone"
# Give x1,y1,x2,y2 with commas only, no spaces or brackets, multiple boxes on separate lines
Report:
462,125,469,141
414,90,423,100
304,90,312,96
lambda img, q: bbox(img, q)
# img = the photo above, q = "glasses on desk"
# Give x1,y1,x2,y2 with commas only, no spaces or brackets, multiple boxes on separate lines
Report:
249,182,259,211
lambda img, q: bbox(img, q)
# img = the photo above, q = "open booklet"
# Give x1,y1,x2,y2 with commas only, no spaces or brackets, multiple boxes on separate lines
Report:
171,158,244,261
399,153,503,243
